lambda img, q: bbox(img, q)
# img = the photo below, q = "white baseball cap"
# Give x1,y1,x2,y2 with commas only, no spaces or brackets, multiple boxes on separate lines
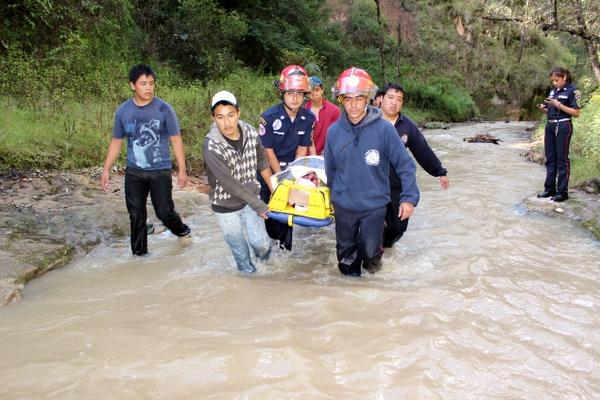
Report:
211,90,238,110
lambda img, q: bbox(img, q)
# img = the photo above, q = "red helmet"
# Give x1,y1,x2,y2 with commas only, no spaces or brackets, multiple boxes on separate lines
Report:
332,67,378,99
276,65,310,92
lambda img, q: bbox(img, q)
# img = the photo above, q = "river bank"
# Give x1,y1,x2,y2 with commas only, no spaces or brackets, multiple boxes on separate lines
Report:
1,123,599,307
0,168,210,306
519,130,600,239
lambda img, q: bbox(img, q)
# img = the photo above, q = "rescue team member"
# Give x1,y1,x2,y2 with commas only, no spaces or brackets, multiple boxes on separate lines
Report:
101,64,190,256
324,68,419,277
537,67,580,202
305,76,341,155
379,82,449,248
370,88,385,108
258,65,315,250
203,91,273,273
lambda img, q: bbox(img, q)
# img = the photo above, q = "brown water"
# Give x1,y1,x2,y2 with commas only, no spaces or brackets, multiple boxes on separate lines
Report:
1,122,599,399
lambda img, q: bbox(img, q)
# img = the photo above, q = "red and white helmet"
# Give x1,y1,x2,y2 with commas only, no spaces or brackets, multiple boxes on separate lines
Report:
332,67,378,99
275,65,310,92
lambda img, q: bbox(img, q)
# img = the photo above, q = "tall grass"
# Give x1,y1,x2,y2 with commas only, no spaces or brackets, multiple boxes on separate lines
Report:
0,68,281,173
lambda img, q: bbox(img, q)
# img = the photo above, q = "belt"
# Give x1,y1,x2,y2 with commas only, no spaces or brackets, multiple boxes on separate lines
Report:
548,118,571,123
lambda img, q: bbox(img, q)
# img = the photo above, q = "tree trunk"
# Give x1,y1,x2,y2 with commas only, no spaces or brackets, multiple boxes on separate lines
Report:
374,0,386,82
584,39,600,85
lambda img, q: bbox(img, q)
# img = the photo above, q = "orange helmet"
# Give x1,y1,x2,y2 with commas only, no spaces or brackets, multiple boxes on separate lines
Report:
275,65,310,92
332,67,378,100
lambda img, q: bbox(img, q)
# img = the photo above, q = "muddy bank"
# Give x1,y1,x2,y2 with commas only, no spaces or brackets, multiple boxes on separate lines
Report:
0,168,209,306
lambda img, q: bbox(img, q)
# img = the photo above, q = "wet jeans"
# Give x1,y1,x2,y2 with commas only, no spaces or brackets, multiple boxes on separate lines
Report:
215,205,272,273
334,204,386,276
125,168,189,255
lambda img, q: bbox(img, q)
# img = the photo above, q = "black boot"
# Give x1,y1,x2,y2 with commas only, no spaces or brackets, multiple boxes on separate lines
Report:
338,262,361,277
552,193,569,202
537,190,556,198
173,224,191,237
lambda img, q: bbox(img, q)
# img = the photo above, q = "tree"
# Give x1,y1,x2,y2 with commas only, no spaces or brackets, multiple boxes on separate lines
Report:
483,0,600,84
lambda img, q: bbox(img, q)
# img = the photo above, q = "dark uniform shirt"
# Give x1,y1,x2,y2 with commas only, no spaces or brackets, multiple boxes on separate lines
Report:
259,103,315,165
389,114,447,189
546,83,580,120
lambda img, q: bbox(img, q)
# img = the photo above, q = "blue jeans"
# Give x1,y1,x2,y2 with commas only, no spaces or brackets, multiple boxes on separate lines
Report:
215,205,272,273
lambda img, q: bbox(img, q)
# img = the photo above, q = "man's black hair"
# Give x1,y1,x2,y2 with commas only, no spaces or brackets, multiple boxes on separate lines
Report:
381,82,405,96
129,64,156,84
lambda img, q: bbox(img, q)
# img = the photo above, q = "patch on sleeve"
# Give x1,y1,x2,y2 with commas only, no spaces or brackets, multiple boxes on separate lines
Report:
574,90,582,101
259,117,267,136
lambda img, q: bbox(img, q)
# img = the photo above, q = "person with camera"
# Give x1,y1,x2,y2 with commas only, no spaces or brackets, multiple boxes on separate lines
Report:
536,67,581,203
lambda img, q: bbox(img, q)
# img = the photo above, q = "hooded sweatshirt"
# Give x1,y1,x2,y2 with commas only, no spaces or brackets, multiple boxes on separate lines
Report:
324,106,419,211
203,120,270,214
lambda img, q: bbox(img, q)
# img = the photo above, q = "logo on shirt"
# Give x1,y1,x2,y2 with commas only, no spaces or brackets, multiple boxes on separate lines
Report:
574,90,582,100
401,134,408,144
364,149,380,166
272,119,283,130
298,131,305,135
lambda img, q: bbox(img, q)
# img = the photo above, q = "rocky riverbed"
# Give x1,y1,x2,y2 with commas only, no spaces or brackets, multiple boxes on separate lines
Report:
0,168,210,306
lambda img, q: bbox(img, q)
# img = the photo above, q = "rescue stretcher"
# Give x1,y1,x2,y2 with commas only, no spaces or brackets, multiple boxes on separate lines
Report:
266,156,334,227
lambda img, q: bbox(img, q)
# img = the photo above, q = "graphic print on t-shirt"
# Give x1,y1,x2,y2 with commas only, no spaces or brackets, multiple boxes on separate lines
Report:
132,119,161,168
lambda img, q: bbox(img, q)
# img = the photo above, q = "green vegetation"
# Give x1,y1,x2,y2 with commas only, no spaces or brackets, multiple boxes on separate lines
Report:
0,1,598,175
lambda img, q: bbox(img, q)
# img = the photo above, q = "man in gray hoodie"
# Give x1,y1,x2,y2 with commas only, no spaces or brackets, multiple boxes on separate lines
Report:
325,68,419,277
203,91,273,273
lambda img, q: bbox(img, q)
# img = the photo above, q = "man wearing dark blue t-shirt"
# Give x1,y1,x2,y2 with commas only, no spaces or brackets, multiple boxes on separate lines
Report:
101,64,190,256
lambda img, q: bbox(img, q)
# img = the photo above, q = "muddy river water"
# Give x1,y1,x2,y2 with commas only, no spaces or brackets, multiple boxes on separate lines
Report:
1,122,598,399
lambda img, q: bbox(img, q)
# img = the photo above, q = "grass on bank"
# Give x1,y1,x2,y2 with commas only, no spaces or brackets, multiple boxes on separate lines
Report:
1,66,477,173
532,88,600,185
0,69,278,172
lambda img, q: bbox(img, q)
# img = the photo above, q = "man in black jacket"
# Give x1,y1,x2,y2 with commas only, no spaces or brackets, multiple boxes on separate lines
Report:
379,82,450,248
